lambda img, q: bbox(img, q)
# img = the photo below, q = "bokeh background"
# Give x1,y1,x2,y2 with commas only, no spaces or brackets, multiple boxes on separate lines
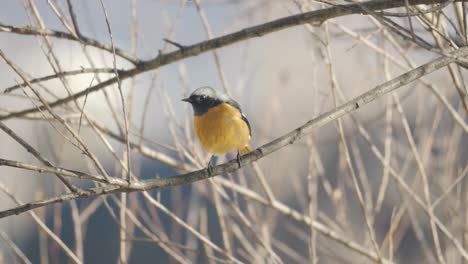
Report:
0,0,467,263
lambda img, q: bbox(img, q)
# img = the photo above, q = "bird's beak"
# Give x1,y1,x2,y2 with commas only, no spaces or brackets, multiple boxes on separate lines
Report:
181,97,191,103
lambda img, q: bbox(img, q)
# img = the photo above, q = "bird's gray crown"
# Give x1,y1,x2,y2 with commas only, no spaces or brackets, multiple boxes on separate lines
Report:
190,87,230,101
184,87,227,116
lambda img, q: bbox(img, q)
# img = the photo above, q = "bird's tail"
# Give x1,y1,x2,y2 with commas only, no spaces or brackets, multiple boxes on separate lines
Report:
239,145,252,156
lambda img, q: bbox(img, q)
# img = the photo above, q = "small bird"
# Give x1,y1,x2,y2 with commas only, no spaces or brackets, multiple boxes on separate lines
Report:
182,87,251,173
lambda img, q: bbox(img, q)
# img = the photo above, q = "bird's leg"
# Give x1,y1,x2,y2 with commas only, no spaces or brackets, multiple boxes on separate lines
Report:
236,151,242,168
207,155,216,175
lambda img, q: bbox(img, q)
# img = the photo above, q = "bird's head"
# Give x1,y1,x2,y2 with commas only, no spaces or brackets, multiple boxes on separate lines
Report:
182,87,227,115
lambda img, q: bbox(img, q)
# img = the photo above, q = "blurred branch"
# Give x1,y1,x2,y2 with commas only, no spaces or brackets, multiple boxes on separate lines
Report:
1,0,464,121
0,158,108,183
375,1,453,17
66,0,82,38
0,184,82,264
0,122,78,192
0,230,32,264
2,68,115,94
0,49,113,184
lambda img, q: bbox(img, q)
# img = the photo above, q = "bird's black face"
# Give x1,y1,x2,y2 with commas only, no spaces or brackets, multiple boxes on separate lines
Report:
182,88,223,116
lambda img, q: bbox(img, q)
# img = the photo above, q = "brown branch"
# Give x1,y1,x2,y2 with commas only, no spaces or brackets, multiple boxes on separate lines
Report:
0,0,462,122
1,45,466,219
163,38,187,50
0,23,138,64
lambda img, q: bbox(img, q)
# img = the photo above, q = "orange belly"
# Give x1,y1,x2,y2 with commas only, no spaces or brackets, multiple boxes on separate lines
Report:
194,103,250,154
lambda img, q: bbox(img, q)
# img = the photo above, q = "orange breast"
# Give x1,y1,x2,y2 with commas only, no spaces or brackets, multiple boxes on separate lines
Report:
194,103,250,154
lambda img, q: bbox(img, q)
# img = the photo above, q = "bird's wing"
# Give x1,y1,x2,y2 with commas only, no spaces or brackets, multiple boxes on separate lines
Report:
226,98,251,137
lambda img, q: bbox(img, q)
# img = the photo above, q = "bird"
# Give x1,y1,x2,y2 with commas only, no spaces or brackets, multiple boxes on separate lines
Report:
182,87,251,174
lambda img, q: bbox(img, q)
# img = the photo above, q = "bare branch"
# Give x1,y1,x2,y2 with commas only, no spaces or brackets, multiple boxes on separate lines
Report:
0,0,461,121
1,45,466,218
0,22,138,63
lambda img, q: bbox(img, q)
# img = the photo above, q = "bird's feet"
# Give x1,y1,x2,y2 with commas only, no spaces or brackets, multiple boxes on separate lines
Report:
236,151,242,168
207,155,216,176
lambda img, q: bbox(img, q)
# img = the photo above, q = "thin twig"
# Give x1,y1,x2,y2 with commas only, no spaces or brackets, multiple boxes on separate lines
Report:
97,0,131,183
0,23,137,63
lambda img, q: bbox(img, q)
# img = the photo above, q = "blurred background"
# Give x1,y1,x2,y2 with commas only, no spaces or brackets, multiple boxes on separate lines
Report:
0,0,467,263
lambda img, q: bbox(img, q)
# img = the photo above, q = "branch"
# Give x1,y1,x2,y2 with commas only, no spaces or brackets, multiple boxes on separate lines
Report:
0,158,109,183
0,22,138,64
2,68,115,94
1,45,466,219
0,122,78,192
0,0,462,121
